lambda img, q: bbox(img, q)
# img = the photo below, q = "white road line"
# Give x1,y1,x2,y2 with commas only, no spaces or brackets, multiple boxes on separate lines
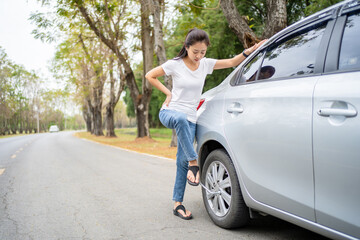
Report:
11,154,16,159
0,169,5,175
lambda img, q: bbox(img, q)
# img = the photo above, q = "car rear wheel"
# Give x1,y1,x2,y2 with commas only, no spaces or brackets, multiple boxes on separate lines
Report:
201,149,249,228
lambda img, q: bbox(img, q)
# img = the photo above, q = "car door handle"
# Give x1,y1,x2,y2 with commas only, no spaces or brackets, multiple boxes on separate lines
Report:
317,108,357,117
227,106,244,113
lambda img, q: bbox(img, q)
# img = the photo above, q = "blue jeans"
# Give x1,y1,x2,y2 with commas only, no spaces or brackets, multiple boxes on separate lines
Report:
159,109,198,202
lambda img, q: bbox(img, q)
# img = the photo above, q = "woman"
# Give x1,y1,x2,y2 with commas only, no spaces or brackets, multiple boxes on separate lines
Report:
145,28,266,220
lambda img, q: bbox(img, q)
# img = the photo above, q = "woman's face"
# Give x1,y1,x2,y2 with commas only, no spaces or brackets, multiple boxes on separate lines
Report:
186,41,208,64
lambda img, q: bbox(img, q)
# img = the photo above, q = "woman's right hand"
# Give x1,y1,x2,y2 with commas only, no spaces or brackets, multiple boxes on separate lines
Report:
163,93,172,107
146,66,172,107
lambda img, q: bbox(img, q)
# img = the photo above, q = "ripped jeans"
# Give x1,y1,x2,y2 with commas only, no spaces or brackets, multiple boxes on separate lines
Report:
159,109,197,202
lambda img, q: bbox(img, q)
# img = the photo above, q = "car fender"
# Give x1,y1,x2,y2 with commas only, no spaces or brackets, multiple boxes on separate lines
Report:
196,124,257,209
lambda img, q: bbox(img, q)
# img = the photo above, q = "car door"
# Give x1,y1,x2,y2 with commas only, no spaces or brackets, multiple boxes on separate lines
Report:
223,20,331,221
313,10,360,238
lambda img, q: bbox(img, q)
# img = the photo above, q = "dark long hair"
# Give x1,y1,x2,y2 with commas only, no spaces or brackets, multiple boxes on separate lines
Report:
174,28,210,59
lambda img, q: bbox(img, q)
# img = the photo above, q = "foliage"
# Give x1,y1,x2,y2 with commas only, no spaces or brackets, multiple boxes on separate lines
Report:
164,1,242,92
113,100,133,128
0,46,71,135
6,0,344,134
164,0,341,93
304,0,343,16
65,114,86,130
123,87,135,118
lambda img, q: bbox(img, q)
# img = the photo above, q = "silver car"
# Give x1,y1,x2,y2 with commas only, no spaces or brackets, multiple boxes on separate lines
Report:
196,1,360,239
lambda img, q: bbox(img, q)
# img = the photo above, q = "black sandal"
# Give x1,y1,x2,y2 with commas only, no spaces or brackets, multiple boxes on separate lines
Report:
187,165,200,186
173,204,193,220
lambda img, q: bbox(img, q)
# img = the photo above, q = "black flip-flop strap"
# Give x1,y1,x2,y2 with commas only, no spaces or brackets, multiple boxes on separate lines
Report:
175,204,186,214
188,166,199,177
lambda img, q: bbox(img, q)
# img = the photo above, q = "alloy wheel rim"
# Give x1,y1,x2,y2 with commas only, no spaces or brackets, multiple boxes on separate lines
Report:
205,161,232,217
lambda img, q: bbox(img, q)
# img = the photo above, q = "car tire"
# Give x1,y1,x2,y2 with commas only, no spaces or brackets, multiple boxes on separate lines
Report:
201,149,249,228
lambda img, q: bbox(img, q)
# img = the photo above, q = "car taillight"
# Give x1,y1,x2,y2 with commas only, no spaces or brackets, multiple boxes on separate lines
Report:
197,98,205,110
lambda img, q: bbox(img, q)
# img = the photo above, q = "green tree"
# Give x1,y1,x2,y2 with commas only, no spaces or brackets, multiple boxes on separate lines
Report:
0,46,68,134
304,0,343,16
164,2,243,91
0,47,44,135
33,0,155,138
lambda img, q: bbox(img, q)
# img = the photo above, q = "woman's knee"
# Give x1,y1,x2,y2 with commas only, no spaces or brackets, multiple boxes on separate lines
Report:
174,114,188,128
159,110,174,129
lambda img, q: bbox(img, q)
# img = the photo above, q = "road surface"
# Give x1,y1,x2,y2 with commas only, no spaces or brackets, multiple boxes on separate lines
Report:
0,131,329,240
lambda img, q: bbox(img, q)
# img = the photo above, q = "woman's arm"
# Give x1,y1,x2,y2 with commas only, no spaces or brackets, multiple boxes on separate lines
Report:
145,66,172,106
214,39,267,70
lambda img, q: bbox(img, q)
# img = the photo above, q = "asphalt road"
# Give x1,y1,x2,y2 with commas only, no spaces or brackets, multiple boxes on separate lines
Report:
0,131,329,240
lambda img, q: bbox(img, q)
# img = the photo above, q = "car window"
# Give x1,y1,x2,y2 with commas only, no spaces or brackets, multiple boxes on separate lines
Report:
243,52,264,83
339,13,360,70
260,24,326,80
230,52,264,85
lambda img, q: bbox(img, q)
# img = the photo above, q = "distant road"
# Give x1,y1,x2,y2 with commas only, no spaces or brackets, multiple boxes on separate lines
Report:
0,132,328,240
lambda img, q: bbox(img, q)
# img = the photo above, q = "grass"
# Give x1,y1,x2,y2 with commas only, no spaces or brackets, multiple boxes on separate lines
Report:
74,128,177,160
0,133,31,139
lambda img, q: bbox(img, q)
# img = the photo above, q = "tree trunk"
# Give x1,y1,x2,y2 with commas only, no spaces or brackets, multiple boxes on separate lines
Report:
105,58,116,137
219,0,258,48
10,117,17,134
80,61,93,133
139,0,154,138
105,57,125,137
26,114,30,133
82,102,92,132
92,83,104,136
77,3,151,138
25,114,29,134
19,101,23,134
152,0,171,88
93,105,103,136
262,0,287,39
105,104,115,137
151,0,177,147
78,34,106,136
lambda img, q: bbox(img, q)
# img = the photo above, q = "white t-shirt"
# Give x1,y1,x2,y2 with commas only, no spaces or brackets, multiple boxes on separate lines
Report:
161,57,217,123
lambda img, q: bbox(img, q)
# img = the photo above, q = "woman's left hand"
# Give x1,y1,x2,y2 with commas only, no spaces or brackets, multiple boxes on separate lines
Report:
245,39,268,55
163,93,172,107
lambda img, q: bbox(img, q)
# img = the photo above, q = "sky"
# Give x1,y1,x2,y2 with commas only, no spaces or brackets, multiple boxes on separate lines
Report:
0,0,56,85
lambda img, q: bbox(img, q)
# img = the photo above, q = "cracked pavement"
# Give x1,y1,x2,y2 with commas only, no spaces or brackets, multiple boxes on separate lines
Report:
0,132,328,240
